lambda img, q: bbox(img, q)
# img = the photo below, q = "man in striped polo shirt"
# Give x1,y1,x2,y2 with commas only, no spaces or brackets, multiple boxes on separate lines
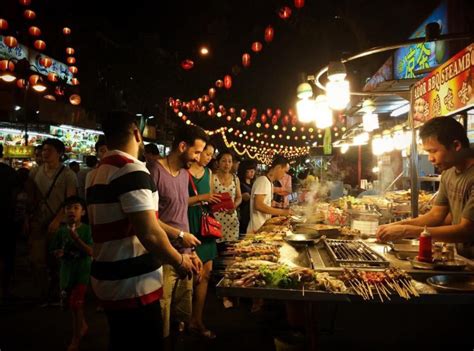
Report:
86,111,194,350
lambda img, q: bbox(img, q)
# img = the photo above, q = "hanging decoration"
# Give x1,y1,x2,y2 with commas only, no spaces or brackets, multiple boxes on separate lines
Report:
0,19,8,31
34,39,46,50
62,27,72,35
28,26,41,36
223,75,232,89
181,59,194,70
66,57,76,65
264,25,274,43
4,36,18,48
39,56,52,68
278,6,292,20
23,9,36,20
251,41,262,53
242,53,251,68
294,0,305,9
19,0,31,5
66,47,75,55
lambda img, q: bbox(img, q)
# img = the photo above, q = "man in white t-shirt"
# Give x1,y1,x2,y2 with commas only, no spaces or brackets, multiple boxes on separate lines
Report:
247,156,292,233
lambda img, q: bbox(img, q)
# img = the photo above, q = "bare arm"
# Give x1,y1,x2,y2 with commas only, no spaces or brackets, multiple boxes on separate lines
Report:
129,210,191,270
398,205,449,227
69,227,93,256
157,219,201,248
233,177,242,209
254,194,289,216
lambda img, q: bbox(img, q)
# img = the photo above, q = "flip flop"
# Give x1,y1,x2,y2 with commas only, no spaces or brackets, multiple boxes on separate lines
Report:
189,327,216,340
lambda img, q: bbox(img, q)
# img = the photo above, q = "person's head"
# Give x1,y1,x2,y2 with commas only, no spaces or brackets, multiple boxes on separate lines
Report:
42,138,65,165
101,111,143,158
85,155,98,168
198,142,215,167
231,155,241,174
69,161,80,173
95,136,108,160
216,150,234,174
144,143,160,163
34,145,43,165
269,155,290,181
420,116,470,171
208,158,218,173
171,125,208,169
63,196,86,225
238,160,257,182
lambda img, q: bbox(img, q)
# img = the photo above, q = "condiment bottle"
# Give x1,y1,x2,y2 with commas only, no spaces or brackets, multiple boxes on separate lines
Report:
418,226,432,262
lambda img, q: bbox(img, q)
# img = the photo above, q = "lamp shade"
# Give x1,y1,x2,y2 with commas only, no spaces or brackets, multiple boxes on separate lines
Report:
296,82,313,99
327,60,347,81
362,112,379,132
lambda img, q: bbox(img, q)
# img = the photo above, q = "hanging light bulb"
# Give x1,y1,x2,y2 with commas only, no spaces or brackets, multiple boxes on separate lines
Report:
314,94,333,129
296,98,316,123
382,130,394,153
362,112,379,132
372,134,384,156
326,61,350,110
353,132,369,145
340,144,349,154
393,126,406,150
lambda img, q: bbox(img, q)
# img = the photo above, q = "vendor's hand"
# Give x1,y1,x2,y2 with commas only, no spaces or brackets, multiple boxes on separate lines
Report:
376,224,408,242
181,232,201,248
175,254,194,280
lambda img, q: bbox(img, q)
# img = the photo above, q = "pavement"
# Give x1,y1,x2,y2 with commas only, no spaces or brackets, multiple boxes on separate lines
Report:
1,238,474,351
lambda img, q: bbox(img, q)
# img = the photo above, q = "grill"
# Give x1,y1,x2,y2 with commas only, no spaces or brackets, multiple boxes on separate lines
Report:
323,239,389,268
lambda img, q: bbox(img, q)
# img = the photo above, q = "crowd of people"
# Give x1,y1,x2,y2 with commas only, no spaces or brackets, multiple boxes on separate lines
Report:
0,111,294,350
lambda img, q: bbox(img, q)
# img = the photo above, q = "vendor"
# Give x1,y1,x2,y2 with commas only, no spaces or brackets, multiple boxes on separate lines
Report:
247,156,292,233
377,117,474,258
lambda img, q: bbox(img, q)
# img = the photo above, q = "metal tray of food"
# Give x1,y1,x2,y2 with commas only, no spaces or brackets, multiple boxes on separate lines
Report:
426,275,474,293
285,233,322,245
388,239,419,253
293,224,340,237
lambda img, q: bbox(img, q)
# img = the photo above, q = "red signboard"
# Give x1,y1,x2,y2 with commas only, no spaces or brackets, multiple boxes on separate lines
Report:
411,43,474,126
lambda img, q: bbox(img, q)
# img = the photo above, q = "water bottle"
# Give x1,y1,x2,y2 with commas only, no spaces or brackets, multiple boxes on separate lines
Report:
418,226,432,262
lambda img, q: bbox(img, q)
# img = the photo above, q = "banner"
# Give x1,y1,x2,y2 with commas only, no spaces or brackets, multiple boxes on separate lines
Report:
411,43,474,126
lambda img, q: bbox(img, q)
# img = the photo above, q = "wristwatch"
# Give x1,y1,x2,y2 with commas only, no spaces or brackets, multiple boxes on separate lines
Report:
178,231,185,241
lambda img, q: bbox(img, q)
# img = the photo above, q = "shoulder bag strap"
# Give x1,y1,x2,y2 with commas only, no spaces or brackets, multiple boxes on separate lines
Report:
188,170,208,213
45,165,66,200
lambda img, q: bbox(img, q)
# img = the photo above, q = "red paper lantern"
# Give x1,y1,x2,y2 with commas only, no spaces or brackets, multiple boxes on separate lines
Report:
283,115,290,125
272,115,278,125
28,26,41,36
241,109,247,119
66,47,75,55
47,72,58,82
251,41,262,53
261,114,267,123
208,87,216,99
203,95,210,102
29,74,40,85
294,0,305,9
215,79,223,88
291,115,298,125
242,53,251,68
71,78,80,86
43,94,56,101
0,59,14,71
229,107,236,116
275,108,282,117
19,0,31,5
223,75,232,89
55,86,65,96
181,59,194,70
16,79,26,89
251,108,257,118
39,57,53,68
0,19,9,31
264,123,270,129
68,66,78,74
264,26,274,43
63,27,72,35
266,108,272,117
4,36,18,48
34,40,46,51
69,94,81,106
279,6,292,19
246,120,252,126
23,9,36,20
66,57,76,65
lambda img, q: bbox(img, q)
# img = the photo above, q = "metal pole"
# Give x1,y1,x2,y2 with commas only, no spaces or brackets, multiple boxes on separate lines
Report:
408,87,419,218
23,84,29,146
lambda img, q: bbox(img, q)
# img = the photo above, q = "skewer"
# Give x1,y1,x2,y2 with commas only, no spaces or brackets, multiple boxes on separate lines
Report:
374,283,384,303
379,283,391,301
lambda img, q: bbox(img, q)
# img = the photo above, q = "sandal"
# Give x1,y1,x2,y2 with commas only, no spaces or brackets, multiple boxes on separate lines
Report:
189,327,216,340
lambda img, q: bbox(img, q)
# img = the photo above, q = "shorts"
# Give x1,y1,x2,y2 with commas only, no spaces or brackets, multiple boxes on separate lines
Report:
65,284,87,310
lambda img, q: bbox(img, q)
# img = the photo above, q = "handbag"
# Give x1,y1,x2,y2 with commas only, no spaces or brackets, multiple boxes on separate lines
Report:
188,171,222,239
209,192,234,213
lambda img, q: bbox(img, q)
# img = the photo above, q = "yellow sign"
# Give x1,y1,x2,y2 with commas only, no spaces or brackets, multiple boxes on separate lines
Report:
4,145,35,158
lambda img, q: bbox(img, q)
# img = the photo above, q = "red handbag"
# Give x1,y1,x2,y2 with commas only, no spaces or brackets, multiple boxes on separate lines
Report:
188,172,223,239
210,192,234,213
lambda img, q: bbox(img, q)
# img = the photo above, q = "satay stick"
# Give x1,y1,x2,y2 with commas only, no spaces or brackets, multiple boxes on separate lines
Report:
349,281,365,300
374,284,384,303
379,283,391,301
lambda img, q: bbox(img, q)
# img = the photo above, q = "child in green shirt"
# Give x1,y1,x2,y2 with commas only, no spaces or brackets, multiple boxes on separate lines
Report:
50,196,92,351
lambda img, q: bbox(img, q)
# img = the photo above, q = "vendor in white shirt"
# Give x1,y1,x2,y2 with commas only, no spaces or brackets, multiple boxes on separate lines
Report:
247,156,292,233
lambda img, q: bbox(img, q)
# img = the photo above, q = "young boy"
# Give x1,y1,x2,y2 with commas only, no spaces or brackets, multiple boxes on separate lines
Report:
50,196,92,351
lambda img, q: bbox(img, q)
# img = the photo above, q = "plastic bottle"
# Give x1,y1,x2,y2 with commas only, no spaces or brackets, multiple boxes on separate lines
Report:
418,226,432,262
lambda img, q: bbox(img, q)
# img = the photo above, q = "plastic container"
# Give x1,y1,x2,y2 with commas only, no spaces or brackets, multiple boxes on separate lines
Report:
418,226,432,262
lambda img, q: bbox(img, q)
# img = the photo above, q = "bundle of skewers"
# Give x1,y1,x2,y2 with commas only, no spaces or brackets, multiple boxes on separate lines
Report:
340,268,419,302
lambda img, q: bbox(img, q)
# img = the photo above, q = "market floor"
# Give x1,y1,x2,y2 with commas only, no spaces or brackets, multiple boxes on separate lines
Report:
1,240,473,351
